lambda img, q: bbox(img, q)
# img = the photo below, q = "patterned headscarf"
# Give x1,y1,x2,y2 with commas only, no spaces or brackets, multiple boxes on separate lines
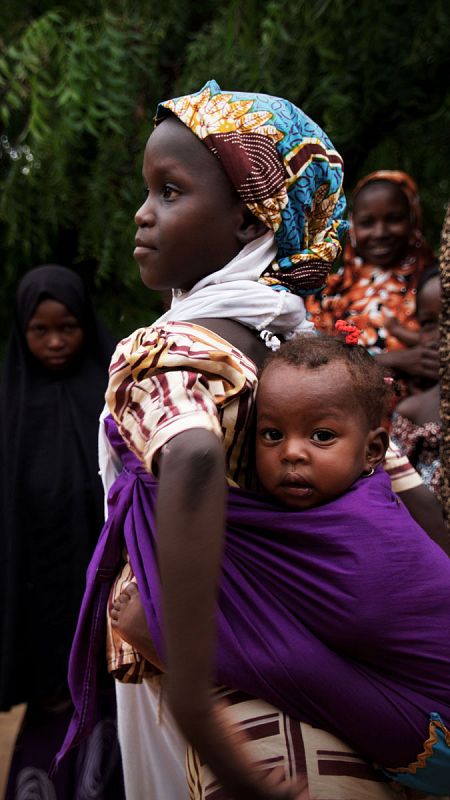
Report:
156,79,348,296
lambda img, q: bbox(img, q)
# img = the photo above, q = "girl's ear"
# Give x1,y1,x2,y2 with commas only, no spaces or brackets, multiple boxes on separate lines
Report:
364,427,389,472
236,206,268,245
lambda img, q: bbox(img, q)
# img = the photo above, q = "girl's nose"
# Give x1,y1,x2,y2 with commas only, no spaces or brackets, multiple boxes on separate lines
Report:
47,333,64,349
135,195,155,227
373,219,388,238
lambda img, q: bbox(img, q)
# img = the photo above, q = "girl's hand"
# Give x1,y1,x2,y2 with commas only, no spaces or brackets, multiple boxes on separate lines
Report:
376,344,439,381
384,316,419,348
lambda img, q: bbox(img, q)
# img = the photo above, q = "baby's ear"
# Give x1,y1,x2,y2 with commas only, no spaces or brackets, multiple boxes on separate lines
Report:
364,427,389,471
236,207,268,245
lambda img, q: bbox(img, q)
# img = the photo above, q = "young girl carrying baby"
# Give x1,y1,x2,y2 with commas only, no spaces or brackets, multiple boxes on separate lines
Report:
58,81,449,800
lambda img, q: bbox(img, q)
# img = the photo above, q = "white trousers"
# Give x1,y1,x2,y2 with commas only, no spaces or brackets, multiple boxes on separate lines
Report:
116,678,189,800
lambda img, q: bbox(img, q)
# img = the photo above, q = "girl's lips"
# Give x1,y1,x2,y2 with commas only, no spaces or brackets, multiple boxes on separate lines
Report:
371,247,392,255
45,355,69,368
133,245,158,263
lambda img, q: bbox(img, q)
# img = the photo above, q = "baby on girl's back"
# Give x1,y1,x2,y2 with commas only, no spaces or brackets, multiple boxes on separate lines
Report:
113,330,450,794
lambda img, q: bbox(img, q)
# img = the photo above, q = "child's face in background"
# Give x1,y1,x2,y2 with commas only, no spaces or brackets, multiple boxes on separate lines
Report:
26,298,84,371
352,182,412,269
417,275,441,349
134,117,247,292
256,361,382,510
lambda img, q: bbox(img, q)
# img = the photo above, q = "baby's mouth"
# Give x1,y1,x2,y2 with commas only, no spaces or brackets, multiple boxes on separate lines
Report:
281,473,312,489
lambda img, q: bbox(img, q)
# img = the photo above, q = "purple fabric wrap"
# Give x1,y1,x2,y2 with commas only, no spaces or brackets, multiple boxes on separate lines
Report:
57,417,450,770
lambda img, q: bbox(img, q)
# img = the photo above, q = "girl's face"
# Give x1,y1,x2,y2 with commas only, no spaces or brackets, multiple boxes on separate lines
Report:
255,361,385,510
26,298,84,371
418,275,441,348
352,182,412,268
134,117,248,292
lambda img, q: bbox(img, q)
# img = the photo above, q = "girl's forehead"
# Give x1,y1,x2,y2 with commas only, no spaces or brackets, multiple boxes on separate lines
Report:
30,298,71,318
144,117,237,198
353,181,409,213
146,117,210,165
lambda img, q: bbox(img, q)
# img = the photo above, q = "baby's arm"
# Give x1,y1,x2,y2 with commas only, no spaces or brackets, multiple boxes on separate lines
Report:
157,427,300,800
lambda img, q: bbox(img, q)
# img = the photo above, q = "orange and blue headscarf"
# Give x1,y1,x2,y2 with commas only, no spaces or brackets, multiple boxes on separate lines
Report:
156,79,348,296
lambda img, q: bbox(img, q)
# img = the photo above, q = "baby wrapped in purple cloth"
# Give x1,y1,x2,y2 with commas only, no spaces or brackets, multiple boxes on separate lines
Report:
59,338,450,794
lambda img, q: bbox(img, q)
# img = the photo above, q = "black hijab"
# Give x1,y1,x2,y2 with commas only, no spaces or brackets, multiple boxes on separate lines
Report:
0,265,115,709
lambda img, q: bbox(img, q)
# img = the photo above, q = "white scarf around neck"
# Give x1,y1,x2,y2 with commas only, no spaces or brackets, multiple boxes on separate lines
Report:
155,231,313,339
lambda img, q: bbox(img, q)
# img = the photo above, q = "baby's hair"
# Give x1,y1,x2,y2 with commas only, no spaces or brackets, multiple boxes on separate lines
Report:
261,334,393,428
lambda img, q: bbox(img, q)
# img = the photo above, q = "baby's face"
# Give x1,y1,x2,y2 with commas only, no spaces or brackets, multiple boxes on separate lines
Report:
255,361,373,510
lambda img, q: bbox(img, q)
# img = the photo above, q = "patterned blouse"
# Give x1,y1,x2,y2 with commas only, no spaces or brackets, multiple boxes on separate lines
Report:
105,322,258,680
391,413,441,501
306,251,421,354
104,321,422,681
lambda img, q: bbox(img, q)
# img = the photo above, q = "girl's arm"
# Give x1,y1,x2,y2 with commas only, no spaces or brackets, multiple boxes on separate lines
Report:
384,316,420,348
375,344,439,381
157,427,300,800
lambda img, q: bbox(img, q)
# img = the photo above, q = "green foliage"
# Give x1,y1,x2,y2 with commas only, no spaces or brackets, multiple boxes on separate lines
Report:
0,4,177,336
0,0,449,341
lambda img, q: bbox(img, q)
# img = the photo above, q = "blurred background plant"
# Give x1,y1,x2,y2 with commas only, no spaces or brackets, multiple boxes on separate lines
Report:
1,0,449,339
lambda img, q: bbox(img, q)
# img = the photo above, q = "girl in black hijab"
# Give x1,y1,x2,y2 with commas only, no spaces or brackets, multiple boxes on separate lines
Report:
0,264,114,711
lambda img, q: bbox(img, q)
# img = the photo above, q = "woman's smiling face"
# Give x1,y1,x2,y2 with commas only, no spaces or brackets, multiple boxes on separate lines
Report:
352,181,412,269
134,117,247,292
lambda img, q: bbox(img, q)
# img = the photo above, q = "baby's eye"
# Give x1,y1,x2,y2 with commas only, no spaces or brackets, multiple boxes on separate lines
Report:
260,428,283,442
311,429,335,443
162,185,180,200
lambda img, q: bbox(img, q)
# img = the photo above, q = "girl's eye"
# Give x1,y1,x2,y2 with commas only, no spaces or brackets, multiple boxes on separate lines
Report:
311,429,335,443
28,325,46,335
387,213,408,224
162,185,179,200
261,429,283,442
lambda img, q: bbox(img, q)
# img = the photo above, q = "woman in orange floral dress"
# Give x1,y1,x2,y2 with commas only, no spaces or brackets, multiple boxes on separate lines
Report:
307,171,438,386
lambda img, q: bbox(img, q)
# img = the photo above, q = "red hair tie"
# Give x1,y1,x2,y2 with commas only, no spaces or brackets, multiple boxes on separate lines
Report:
335,319,361,345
